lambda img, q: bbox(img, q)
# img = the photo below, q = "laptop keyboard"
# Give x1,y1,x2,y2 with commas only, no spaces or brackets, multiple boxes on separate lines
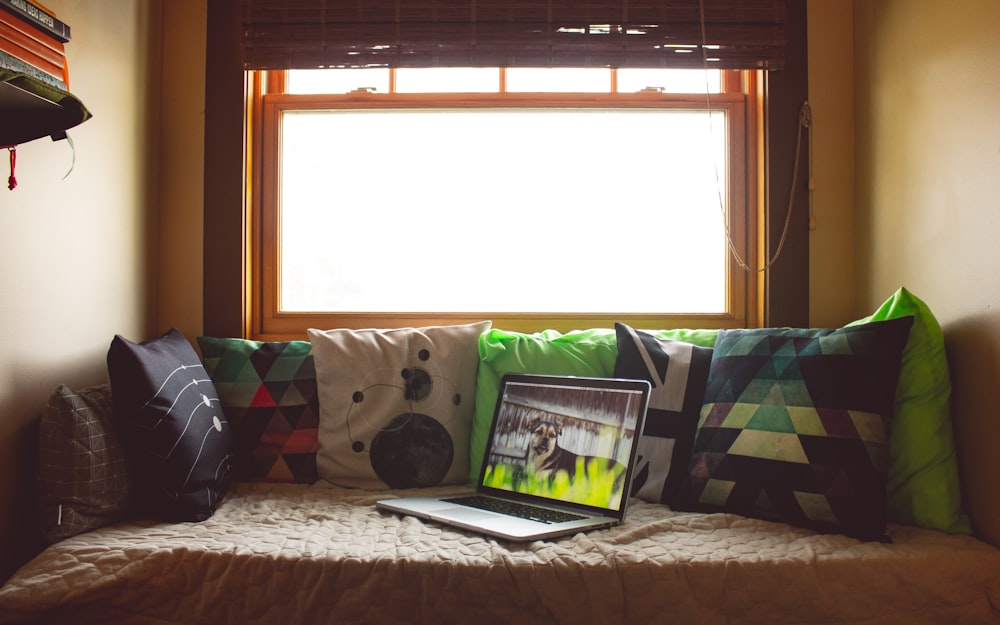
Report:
443,495,585,524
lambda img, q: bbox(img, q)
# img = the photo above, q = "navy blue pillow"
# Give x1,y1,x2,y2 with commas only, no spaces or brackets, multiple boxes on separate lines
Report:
108,328,231,521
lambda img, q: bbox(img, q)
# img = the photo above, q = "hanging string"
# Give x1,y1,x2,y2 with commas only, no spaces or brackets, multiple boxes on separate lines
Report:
807,108,817,230
61,134,77,180
698,0,808,274
7,147,16,190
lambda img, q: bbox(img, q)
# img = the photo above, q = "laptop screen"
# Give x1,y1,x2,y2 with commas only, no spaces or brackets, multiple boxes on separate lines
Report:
480,374,648,514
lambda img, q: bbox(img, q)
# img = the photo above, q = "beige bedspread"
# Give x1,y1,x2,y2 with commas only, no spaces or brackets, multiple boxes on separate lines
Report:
1,482,998,625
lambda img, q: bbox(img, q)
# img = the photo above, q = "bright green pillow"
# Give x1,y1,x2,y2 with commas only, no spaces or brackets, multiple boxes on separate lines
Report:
469,327,719,484
850,287,971,534
469,328,617,484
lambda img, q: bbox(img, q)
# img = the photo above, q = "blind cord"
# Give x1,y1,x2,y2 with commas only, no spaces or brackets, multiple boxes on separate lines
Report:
699,0,810,273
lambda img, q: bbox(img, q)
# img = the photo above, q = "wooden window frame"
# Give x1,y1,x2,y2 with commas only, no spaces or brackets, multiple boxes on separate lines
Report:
205,0,809,341
246,69,761,341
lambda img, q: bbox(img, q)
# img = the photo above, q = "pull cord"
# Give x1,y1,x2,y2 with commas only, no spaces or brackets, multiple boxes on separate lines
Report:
7,146,16,190
698,0,809,273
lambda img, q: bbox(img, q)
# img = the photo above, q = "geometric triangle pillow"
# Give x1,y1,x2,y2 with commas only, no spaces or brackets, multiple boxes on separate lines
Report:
308,321,491,489
674,316,914,541
613,323,712,507
197,337,320,484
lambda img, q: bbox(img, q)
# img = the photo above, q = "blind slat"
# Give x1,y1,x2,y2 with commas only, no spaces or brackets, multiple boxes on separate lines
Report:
241,0,785,71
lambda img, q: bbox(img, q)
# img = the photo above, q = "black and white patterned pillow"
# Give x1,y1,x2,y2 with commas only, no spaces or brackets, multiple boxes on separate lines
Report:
613,323,712,506
107,328,231,521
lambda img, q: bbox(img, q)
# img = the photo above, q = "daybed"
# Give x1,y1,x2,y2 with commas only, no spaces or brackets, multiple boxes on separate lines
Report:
1,482,998,625
1,288,998,625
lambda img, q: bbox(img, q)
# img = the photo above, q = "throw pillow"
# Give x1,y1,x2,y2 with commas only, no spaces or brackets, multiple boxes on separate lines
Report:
308,321,490,489
107,328,231,522
35,384,130,544
850,287,971,533
676,316,914,541
613,323,712,506
470,327,619,484
198,337,319,484
471,327,719,484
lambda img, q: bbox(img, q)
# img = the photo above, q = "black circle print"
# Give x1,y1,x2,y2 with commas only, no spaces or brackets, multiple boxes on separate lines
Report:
401,367,433,401
370,413,454,488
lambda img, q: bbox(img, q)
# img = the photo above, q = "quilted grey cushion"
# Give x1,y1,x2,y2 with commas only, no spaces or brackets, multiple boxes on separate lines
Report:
35,384,130,544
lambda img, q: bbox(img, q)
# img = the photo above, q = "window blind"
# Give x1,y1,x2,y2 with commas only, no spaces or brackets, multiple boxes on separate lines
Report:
240,0,785,71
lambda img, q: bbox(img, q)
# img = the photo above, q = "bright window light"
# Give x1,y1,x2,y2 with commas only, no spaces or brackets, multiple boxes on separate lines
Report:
287,68,390,94
396,68,500,93
505,68,611,92
278,107,728,314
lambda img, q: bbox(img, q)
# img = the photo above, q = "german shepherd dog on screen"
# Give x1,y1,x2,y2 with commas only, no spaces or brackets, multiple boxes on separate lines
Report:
526,418,625,484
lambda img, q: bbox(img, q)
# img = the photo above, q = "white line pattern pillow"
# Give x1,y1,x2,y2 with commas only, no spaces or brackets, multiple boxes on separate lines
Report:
614,323,713,506
107,328,231,521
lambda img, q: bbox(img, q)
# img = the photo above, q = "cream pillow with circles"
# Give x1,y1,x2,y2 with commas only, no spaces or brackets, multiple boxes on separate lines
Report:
308,321,490,489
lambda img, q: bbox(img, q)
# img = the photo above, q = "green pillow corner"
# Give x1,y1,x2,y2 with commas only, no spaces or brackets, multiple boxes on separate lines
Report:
850,287,971,534
467,325,721,485
468,328,620,484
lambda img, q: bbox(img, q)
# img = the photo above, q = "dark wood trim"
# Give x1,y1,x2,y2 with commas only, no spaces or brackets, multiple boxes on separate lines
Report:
762,0,809,327
204,0,246,338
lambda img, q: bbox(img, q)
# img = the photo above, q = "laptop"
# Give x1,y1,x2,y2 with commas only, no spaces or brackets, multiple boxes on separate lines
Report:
376,373,651,541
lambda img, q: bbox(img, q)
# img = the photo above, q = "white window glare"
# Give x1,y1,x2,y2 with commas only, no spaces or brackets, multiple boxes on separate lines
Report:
617,68,721,94
287,68,390,94
287,67,722,95
505,68,610,92
278,108,728,314
395,68,500,93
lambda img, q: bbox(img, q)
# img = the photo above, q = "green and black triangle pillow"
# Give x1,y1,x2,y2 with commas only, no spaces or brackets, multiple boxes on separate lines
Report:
673,316,914,541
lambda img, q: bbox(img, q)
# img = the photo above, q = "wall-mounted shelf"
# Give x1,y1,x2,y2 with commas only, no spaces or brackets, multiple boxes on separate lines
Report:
0,70,90,147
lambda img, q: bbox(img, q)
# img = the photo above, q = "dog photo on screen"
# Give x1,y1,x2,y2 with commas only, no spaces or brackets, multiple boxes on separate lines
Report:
483,383,639,509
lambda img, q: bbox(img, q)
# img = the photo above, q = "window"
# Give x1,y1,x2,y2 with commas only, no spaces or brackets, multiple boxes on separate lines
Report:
249,67,762,339
207,0,807,341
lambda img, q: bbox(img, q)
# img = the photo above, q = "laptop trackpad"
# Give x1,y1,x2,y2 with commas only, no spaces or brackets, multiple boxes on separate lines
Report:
430,505,498,523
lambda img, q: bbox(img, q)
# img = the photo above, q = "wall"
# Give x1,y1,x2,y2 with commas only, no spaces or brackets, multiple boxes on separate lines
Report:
158,2,206,337
0,0,162,580
806,0,855,328
854,0,1000,543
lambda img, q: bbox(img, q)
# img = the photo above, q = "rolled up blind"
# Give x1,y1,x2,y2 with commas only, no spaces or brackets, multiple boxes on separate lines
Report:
241,0,785,71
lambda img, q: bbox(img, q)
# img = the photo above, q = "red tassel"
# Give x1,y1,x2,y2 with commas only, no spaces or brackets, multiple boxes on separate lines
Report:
7,147,16,190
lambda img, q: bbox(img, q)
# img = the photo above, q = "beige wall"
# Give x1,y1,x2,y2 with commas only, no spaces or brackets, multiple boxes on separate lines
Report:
854,0,1000,543
806,0,855,328
158,2,206,338
0,1,161,578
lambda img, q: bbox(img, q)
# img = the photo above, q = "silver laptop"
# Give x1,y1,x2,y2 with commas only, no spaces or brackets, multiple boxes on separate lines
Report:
377,373,651,541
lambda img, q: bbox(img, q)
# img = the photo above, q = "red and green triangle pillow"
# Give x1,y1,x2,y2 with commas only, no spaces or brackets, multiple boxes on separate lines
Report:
198,337,319,483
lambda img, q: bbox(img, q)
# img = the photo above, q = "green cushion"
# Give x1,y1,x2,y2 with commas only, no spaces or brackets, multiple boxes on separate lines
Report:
849,287,971,534
469,327,719,484
470,328,618,484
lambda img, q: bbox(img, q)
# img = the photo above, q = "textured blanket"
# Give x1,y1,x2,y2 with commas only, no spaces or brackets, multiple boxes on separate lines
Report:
1,482,998,625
